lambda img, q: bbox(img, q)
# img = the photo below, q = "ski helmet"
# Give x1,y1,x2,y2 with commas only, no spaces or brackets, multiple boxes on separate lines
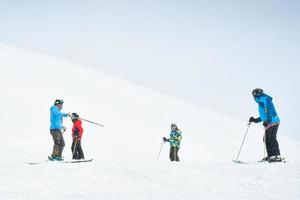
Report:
252,88,263,97
71,113,79,122
54,99,64,105
171,122,177,128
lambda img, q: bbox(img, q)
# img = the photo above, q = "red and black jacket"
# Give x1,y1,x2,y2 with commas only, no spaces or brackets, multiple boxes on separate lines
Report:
72,120,83,140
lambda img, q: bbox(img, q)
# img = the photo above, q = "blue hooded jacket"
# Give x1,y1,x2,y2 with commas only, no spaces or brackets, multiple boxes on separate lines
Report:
254,93,280,124
50,105,68,130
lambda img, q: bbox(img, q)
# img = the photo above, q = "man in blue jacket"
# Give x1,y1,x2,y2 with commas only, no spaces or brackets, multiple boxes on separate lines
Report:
249,88,282,162
49,99,70,161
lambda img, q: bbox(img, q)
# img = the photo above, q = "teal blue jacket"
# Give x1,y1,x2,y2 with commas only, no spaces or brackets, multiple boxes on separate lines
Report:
254,93,280,124
50,105,68,130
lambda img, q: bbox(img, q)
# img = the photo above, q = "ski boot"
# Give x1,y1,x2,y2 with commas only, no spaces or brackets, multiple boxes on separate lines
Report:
268,156,282,163
48,156,64,161
260,157,270,162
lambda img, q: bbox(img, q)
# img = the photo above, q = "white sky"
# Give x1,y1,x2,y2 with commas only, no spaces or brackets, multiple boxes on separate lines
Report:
1,0,299,139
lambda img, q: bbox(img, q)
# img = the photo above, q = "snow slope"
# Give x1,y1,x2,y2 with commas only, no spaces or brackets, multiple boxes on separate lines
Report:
0,44,299,200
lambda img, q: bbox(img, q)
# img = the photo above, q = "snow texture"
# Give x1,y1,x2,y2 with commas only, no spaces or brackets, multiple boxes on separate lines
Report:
0,44,299,200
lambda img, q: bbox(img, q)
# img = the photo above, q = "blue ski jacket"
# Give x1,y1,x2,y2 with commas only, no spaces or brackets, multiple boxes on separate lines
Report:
254,93,280,124
50,105,68,130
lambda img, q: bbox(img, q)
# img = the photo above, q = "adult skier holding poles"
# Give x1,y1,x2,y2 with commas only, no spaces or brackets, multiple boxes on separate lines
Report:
249,88,282,162
49,99,70,161
163,123,182,162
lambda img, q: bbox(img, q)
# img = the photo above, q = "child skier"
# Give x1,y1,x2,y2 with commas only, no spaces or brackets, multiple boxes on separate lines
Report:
70,113,85,160
163,123,182,162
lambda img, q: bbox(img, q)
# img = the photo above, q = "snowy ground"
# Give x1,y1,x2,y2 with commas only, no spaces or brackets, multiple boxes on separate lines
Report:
0,44,299,200
1,161,299,200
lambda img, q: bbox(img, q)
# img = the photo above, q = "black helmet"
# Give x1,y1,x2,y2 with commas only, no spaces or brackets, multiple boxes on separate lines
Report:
54,99,64,105
252,88,263,97
71,113,79,122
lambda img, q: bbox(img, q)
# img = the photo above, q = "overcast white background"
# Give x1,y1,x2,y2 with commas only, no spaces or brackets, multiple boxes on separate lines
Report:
0,0,299,140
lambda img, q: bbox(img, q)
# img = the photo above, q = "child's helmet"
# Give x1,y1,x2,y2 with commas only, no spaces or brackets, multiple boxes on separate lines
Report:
71,113,79,122
171,122,177,129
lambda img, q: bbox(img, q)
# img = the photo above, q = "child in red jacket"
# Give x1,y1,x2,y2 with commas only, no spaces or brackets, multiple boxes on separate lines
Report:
70,113,85,160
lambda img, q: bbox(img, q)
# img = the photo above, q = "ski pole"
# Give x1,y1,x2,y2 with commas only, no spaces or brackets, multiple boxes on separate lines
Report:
79,118,104,127
234,123,251,161
62,126,67,133
72,139,78,159
156,141,165,161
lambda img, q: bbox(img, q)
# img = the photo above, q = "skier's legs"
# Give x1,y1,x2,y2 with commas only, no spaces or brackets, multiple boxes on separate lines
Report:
175,147,180,162
266,125,280,157
71,140,78,159
76,141,85,159
74,150,79,160
265,130,272,157
169,147,175,161
57,131,65,157
50,129,63,157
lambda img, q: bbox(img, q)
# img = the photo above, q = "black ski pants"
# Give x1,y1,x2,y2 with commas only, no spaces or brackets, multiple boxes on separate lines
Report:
71,139,84,160
265,124,280,157
169,146,180,162
50,129,65,157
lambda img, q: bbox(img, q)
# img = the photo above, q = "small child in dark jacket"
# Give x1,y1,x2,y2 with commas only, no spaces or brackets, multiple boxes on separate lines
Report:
71,113,85,160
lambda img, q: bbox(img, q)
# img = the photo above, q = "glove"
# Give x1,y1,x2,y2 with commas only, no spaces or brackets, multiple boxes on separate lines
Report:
249,116,261,123
263,121,268,127
62,126,67,132
163,137,168,142
249,117,256,123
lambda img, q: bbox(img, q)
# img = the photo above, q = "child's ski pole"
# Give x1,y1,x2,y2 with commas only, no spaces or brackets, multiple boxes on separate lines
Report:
156,141,165,161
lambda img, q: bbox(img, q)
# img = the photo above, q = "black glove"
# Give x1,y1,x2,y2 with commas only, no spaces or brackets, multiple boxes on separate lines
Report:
163,137,168,142
249,117,256,123
249,117,261,123
263,121,268,127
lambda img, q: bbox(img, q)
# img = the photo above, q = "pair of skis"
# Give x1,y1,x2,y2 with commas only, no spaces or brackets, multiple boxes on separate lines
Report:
233,157,286,164
28,158,93,165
